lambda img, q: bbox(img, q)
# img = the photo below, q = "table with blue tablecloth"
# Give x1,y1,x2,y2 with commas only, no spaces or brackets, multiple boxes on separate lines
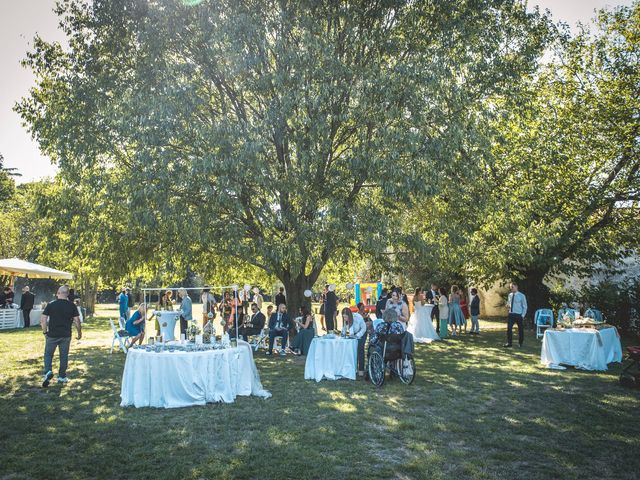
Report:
541,327,623,371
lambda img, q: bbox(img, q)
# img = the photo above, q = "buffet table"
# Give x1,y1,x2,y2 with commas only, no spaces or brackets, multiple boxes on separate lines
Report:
156,310,180,341
541,327,623,371
304,336,358,382
120,341,271,408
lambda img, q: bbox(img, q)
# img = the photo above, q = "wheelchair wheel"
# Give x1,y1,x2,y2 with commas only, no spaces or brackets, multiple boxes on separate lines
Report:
398,356,416,385
368,351,385,387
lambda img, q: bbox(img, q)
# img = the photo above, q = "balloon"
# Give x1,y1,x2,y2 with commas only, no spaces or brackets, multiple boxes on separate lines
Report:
304,289,313,298
346,282,353,290
244,284,251,291
207,312,213,319
220,319,227,326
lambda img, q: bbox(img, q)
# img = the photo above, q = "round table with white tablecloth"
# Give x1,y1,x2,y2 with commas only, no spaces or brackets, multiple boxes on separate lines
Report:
155,310,180,341
541,327,623,371
120,341,271,408
304,336,358,382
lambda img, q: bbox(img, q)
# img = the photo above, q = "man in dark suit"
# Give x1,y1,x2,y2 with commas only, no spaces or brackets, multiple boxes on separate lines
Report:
274,287,286,307
20,286,35,328
267,303,291,356
425,283,440,334
324,285,337,331
375,288,388,320
238,303,266,342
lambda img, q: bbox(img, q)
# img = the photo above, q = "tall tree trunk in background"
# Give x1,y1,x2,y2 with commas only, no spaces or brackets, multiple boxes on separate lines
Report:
516,269,551,324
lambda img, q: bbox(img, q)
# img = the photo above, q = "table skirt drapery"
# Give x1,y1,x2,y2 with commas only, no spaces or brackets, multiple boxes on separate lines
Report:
304,337,358,382
541,327,622,371
120,341,270,408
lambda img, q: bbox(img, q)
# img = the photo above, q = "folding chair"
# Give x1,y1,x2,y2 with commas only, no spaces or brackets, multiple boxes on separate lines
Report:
247,328,269,352
557,308,578,323
110,318,131,353
585,308,603,322
534,309,554,339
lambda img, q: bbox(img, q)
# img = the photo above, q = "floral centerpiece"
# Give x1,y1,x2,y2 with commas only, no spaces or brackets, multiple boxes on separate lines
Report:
187,323,201,342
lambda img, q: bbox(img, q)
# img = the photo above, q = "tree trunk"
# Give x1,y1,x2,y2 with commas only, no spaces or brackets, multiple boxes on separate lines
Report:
282,274,313,320
515,269,551,324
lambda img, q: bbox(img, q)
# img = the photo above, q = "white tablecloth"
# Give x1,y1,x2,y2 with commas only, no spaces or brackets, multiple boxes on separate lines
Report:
304,337,358,382
120,341,271,408
156,310,180,341
541,327,623,371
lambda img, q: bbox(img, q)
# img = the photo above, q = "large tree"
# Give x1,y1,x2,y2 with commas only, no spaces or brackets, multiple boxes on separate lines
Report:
18,0,548,314
407,2,640,314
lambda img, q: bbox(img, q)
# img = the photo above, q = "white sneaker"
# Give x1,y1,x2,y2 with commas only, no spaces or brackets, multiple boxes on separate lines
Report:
42,371,53,387
57,377,69,384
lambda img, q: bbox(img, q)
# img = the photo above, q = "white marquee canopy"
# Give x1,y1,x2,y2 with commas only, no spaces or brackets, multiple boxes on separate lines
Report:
0,258,73,280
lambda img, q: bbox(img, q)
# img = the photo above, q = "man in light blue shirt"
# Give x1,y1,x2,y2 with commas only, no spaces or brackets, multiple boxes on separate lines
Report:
118,288,129,321
504,282,527,347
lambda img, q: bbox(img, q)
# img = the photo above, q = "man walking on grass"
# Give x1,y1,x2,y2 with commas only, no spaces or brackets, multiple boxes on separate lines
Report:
41,285,82,387
504,282,527,348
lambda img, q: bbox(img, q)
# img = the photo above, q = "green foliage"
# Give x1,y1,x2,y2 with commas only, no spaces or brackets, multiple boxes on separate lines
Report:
16,0,550,313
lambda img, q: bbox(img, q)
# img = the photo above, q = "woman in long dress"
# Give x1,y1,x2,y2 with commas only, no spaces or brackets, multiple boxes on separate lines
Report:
448,285,465,336
408,288,440,343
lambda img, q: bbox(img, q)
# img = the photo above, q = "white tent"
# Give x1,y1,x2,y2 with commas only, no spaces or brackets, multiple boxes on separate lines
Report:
0,258,73,281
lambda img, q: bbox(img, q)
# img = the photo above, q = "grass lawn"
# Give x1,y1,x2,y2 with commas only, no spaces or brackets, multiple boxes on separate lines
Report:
0,305,639,480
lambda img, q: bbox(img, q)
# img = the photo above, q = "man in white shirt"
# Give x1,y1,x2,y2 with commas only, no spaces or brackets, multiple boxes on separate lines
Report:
504,282,528,348
341,308,367,377
252,288,264,311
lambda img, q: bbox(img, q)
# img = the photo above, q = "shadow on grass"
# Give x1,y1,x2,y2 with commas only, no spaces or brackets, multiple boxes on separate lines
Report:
0,318,639,480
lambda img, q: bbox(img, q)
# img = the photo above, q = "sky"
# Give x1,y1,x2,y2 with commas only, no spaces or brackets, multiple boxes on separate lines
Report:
0,0,635,184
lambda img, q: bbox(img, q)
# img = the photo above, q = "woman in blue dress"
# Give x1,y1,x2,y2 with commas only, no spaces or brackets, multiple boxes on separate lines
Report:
125,304,147,346
448,285,465,337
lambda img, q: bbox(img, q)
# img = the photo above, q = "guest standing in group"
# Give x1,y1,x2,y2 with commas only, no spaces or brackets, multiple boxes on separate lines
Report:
385,290,409,326
178,288,193,336
20,286,35,328
459,289,470,333
68,288,78,304
470,288,481,334
275,287,286,307
155,290,173,336
252,288,264,311
448,285,465,336
318,286,327,331
505,282,527,348
290,308,315,356
324,284,337,332
438,287,449,338
125,304,147,346
117,288,128,321
40,285,81,387
201,286,217,328
267,303,291,356
375,287,388,320
341,307,367,377
426,283,440,334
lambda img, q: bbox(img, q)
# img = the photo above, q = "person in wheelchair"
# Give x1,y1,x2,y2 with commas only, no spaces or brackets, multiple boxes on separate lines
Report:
368,308,415,385
369,308,405,352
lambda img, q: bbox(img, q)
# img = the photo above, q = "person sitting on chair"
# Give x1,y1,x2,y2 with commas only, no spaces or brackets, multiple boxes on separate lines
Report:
369,308,405,351
289,310,315,356
237,303,265,342
266,303,291,356
125,304,147,347
341,307,367,377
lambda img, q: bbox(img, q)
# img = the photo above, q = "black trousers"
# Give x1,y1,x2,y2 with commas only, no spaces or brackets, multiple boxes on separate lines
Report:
507,313,524,346
357,333,367,372
238,327,261,342
325,311,336,331
180,316,187,335
22,309,32,328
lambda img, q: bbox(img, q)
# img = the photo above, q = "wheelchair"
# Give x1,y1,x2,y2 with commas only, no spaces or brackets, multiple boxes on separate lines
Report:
368,332,416,387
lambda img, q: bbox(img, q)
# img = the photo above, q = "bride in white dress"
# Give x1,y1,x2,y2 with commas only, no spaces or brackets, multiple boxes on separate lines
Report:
407,288,440,343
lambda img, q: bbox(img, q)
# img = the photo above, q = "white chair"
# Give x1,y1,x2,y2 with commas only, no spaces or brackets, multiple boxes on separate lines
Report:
110,318,130,354
534,309,554,339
